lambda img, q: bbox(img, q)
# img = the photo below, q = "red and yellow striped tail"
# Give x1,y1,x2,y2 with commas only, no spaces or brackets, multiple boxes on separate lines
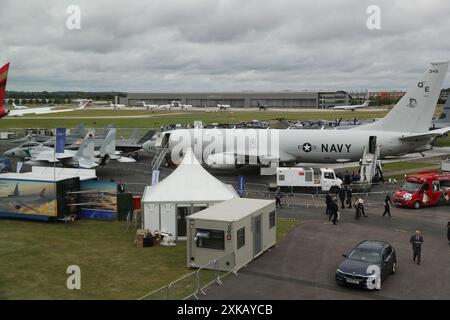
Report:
0,63,9,117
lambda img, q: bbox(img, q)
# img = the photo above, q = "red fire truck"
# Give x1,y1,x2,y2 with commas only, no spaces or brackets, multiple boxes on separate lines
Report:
392,171,450,209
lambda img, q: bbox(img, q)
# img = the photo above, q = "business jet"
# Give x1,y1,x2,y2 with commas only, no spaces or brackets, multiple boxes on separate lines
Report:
333,100,370,111
12,102,28,110
141,101,159,110
159,101,193,110
217,104,231,111
110,102,126,109
0,63,89,118
149,61,450,170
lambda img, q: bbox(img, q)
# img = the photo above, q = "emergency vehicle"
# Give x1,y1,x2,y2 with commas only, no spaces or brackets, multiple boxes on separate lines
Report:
392,170,450,209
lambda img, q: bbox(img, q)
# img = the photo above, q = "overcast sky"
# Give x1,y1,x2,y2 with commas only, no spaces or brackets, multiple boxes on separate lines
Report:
1,0,450,92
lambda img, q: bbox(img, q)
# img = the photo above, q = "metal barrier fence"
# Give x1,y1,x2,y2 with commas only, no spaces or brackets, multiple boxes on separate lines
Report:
137,252,237,300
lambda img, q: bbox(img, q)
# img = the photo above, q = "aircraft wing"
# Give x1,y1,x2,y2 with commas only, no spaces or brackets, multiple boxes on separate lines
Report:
33,151,73,162
400,127,450,140
8,107,80,117
14,201,41,213
116,156,136,163
78,159,99,169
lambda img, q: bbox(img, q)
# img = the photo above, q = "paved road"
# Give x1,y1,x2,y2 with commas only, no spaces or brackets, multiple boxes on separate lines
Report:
200,204,450,300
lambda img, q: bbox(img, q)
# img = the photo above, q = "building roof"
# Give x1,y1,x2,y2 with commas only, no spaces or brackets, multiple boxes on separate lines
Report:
142,148,238,203
188,198,274,222
0,172,78,182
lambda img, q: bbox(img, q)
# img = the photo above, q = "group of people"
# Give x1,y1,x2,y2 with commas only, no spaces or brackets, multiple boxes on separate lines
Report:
336,171,360,185
326,186,396,222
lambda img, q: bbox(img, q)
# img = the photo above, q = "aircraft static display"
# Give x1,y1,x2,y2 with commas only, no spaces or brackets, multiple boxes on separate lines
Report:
150,62,450,169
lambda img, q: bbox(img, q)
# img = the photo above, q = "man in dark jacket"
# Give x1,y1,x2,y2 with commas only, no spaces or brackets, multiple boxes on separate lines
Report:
330,197,339,225
346,187,353,208
344,171,352,185
447,219,450,244
338,187,346,209
325,192,332,215
275,188,285,208
410,230,424,265
383,194,391,218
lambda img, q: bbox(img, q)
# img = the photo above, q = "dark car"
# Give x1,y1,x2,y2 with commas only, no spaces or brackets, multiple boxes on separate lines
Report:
335,240,396,290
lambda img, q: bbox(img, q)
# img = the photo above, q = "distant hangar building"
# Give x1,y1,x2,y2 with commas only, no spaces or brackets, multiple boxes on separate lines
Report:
120,91,351,109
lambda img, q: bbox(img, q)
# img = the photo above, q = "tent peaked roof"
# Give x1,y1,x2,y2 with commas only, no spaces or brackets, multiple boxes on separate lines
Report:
143,148,238,203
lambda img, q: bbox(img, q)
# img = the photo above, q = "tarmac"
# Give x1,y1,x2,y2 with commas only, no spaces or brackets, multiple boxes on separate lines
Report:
199,204,450,300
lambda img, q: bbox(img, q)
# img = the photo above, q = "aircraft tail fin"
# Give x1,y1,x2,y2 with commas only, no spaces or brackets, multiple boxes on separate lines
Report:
72,123,86,137
77,100,90,110
99,128,116,156
129,129,141,140
13,183,19,197
75,135,95,160
0,63,9,115
355,61,449,133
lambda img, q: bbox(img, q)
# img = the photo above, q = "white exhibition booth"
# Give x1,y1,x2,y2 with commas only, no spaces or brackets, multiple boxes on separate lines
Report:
142,148,238,239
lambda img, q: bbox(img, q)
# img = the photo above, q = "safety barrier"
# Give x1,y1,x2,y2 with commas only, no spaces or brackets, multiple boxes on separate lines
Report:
137,252,237,300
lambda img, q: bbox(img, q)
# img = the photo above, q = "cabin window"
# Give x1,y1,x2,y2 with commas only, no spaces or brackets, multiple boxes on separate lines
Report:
269,211,276,229
237,227,245,249
195,229,224,250
432,181,440,192
324,172,334,180
279,174,285,181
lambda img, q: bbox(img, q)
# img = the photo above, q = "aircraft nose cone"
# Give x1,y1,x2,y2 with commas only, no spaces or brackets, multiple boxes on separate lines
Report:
4,150,14,156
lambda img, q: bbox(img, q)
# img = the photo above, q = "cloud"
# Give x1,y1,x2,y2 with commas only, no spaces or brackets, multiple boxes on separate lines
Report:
1,0,450,91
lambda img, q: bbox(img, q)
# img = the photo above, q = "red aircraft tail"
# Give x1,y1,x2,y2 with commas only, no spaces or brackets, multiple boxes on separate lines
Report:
0,63,10,118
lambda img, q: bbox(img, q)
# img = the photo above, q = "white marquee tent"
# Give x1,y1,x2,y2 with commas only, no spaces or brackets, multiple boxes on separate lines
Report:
142,148,238,239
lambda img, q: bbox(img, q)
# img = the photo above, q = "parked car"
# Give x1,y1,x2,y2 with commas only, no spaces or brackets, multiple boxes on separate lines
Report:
335,240,396,290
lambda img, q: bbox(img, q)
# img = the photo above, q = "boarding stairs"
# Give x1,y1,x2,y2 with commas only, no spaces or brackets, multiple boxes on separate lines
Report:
151,147,169,170
359,145,382,187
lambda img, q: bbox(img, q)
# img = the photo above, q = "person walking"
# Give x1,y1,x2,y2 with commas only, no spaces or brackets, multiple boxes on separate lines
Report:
330,197,339,225
325,192,332,216
383,194,392,218
410,230,424,265
346,187,353,209
275,188,285,208
359,196,367,217
338,187,346,209
447,219,450,244
354,198,362,219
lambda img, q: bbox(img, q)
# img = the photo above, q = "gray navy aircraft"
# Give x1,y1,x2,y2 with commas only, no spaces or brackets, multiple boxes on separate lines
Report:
150,62,450,169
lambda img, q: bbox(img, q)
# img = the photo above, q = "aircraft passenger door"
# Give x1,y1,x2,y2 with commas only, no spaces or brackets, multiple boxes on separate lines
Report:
369,136,377,154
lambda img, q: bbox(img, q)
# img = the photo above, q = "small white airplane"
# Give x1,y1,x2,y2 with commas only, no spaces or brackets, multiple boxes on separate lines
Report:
159,101,192,110
217,104,231,111
7,99,89,117
141,101,159,110
12,102,28,110
333,100,370,111
110,102,126,109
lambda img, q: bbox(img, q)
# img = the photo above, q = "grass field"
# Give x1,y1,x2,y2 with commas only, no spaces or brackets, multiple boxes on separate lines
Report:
0,217,299,300
0,110,389,129
1,108,448,146
382,161,438,173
